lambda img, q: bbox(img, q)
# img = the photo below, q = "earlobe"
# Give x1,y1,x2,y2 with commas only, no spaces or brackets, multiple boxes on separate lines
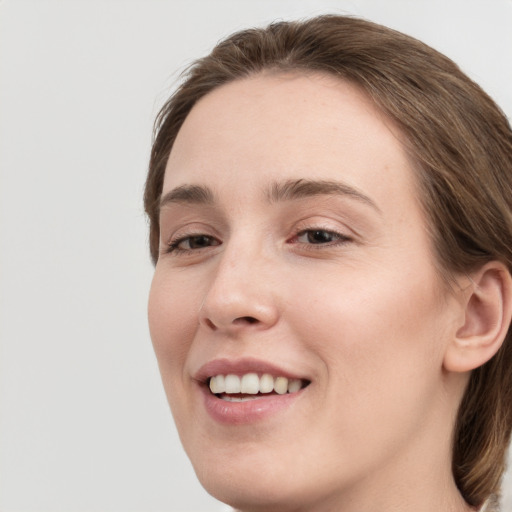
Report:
443,262,512,373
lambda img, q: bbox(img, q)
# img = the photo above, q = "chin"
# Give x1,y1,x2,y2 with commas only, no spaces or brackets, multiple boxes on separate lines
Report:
185,441,305,511
198,472,306,512
188,441,345,512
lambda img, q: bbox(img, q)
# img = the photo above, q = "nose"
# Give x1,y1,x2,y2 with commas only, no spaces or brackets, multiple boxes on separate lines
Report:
199,242,280,334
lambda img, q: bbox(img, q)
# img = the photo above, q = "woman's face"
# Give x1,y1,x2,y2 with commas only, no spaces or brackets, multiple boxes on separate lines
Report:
149,73,462,510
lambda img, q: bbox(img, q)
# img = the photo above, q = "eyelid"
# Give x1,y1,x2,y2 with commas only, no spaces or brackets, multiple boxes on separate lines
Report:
164,232,221,254
290,215,355,237
282,219,356,257
289,227,352,244
160,221,223,256
295,228,351,242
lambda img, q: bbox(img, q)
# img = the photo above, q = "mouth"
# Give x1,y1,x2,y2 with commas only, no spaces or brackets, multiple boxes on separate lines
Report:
195,358,311,423
208,373,311,401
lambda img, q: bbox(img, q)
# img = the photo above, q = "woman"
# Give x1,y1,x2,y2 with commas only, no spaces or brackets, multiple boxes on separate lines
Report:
144,15,512,512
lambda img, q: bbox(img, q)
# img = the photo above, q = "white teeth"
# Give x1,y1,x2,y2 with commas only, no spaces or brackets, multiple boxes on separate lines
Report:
274,377,288,395
209,375,225,394
259,373,274,393
241,373,259,394
208,373,306,396
224,374,241,393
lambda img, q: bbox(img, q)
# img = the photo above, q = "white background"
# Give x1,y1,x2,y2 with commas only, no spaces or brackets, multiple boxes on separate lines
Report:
1,1,511,511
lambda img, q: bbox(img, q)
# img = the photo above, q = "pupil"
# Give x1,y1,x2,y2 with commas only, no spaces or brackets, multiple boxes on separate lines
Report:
309,230,331,243
190,235,210,248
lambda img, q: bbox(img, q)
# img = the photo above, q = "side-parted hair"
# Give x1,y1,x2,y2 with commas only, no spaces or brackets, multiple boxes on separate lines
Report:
144,15,512,507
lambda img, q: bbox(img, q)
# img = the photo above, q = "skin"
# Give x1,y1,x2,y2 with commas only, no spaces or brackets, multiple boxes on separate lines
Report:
148,72,475,512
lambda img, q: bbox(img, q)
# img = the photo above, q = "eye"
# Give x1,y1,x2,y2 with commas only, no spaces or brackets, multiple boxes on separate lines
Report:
167,234,220,253
295,229,350,245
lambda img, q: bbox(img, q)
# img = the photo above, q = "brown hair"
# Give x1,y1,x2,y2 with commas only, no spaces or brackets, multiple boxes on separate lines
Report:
144,15,512,507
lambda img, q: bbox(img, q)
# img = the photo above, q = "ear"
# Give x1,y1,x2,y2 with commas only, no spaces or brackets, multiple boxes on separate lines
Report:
443,261,512,373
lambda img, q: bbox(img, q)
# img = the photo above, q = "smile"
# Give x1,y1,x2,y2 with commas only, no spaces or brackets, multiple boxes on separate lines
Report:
208,373,308,400
195,358,311,423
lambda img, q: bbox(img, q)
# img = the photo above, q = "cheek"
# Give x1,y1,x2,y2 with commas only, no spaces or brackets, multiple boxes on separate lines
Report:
147,267,201,387
292,265,447,417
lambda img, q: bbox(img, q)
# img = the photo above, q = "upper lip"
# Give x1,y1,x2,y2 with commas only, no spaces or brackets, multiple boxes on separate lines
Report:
194,357,309,384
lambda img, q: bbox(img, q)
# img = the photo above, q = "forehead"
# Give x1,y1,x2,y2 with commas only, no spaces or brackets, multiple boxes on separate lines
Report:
163,72,418,211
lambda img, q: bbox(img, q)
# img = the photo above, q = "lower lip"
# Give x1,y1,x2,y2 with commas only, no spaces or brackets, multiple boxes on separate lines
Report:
200,385,304,425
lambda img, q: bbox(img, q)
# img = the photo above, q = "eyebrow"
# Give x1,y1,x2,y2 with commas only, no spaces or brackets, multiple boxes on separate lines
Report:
268,178,381,213
159,184,215,209
159,178,381,213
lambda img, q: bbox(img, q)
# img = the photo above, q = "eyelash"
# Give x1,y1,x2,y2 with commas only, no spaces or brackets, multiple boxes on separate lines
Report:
164,227,352,255
291,228,352,250
165,233,220,255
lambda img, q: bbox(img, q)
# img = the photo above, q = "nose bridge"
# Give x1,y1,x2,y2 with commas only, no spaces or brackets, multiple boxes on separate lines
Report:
199,232,279,331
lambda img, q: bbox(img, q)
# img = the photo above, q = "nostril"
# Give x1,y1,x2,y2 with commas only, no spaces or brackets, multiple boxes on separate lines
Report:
204,318,217,330
201,315,262,331
234,316,259,325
